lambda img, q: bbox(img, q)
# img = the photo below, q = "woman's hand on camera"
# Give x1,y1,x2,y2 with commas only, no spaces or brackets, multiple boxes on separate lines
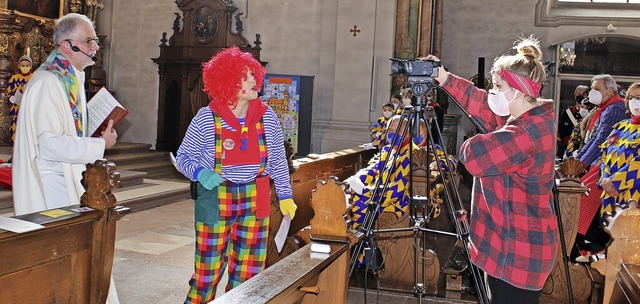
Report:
419,55,448,84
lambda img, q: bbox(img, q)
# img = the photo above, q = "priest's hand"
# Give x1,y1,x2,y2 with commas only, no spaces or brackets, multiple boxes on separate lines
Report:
101,119,117,149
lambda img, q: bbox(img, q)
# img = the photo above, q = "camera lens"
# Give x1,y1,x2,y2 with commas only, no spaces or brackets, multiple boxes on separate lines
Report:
391,60,404,74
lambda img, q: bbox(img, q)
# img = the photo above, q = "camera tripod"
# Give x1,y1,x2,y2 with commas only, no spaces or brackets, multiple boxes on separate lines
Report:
348,83,489,304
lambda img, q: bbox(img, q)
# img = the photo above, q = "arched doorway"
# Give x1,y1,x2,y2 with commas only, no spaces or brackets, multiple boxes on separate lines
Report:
553,35,640,156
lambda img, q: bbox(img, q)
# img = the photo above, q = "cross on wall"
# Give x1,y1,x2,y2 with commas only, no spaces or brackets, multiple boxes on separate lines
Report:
350,25,361,37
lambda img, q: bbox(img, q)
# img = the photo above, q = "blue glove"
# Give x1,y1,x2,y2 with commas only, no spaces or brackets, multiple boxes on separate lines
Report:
196,169,224,190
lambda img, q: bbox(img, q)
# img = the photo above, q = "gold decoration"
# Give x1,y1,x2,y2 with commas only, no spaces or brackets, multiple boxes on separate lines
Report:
69,0,83,13
0,34,9,53
557,157,586,182
86,0,105,23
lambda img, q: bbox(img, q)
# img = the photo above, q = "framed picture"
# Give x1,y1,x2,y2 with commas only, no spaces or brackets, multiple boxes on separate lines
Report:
7,0,63,20
191,6,218,44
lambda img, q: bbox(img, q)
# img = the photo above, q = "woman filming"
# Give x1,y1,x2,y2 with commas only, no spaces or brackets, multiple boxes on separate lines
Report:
425,36,558,304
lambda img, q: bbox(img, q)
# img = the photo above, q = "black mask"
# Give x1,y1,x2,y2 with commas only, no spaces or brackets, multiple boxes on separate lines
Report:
575,95,585,103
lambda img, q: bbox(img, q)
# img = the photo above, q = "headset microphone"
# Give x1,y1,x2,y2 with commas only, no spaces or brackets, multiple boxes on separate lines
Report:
67,41,97,62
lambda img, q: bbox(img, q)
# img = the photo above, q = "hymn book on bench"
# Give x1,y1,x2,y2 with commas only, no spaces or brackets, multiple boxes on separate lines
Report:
87,87,128,137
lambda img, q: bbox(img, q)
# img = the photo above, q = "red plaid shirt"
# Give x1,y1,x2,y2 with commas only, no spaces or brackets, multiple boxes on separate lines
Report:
442,74,558,290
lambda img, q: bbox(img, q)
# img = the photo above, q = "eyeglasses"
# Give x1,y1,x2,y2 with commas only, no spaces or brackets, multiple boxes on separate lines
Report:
628,95,640,100
67,38,100,46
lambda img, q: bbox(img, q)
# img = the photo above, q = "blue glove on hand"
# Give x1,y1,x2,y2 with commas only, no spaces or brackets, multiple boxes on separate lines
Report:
196,169,224,190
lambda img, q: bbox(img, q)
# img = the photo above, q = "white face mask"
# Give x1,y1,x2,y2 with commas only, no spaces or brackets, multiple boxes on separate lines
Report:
588,89,603,105
579,108,590,118
382,110,393,119
487,87,515,116
629,98,640,116
402,97,412,107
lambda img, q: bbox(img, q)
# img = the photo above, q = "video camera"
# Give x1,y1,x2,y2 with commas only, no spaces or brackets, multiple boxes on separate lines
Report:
390,58,441,78
390,58,441,99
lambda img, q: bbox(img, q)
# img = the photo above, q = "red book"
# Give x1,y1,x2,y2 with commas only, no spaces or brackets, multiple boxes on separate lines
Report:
87,87,128,137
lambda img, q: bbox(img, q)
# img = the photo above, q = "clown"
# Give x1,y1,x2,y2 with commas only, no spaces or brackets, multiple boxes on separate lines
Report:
175,46,296,303
6,48,33,145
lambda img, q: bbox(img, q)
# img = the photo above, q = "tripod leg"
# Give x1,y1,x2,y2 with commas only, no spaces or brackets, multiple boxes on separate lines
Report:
423,110,490,304
348,109,416,279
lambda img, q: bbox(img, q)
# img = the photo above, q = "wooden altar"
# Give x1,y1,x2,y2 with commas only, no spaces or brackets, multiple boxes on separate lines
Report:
152,0,263,152
0,159,127,303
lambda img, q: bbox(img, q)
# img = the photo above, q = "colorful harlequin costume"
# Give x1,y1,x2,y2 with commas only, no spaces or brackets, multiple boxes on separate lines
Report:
349,138,411,227
349,115,455,229
576,94,627,235
6,51,33,145
175,47,295,303
370,116,389,148
598,118,640,217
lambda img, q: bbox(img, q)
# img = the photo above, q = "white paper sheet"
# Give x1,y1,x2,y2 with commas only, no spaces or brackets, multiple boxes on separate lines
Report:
0,216,44,233
275,215,291,253
170,152,178,170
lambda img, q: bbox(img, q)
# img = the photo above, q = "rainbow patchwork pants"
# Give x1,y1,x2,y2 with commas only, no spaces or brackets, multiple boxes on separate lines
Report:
184,181,269,304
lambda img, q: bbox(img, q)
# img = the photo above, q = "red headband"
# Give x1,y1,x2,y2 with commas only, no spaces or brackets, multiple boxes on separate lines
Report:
495,69,542,98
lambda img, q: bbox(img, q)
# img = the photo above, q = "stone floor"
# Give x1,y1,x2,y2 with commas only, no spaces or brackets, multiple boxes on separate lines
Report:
112,199,475,304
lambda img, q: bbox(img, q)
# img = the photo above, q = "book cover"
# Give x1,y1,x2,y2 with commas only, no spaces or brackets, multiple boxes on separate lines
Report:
87,87,128,137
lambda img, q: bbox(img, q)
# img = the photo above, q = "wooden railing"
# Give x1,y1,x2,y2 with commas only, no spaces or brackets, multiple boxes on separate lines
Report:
0,159,128,303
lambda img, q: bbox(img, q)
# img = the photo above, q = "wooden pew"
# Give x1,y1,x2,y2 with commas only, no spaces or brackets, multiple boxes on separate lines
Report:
266,146,375,267
592,200,640,304
541,158,604,304
289,146,377,234
217,178,353,303
0,159,128,304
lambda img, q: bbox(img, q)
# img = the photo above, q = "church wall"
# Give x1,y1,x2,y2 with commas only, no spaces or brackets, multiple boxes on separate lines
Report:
101,0,395,153
441,0,640,152
97,0,180,148
232,0,396,153
98,0,640,154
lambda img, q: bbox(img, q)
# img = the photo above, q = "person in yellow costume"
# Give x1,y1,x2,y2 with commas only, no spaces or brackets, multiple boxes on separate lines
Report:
6,48,33,145
346,114,455,227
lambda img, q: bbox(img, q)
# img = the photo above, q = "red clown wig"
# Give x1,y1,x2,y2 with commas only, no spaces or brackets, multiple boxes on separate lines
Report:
202,46,266,109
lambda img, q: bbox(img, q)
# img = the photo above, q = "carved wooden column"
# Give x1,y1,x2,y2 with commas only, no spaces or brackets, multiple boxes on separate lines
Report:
392,0,443,92
541,159,604,304
0,12,21,138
